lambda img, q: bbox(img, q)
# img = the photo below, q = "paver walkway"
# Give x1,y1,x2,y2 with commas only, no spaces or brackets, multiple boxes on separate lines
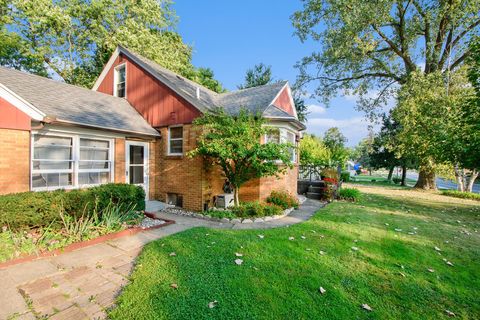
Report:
0,199,322,319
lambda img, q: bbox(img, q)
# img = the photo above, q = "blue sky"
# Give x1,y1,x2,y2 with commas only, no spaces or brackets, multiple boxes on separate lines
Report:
174,0,375,146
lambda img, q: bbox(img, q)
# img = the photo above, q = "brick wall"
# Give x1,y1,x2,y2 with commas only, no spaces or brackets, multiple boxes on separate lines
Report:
153,125,204,211
0,129,30,194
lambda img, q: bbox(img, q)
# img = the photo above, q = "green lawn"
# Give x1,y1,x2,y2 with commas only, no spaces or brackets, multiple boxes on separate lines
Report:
350,174,415,188
109,186,480,320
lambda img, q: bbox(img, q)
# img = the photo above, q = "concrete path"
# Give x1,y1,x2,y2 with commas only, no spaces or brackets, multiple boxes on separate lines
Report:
0,199,322,320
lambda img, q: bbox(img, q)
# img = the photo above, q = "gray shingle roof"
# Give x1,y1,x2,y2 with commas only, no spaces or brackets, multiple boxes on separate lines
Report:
117,46,294,118
0,66,159,136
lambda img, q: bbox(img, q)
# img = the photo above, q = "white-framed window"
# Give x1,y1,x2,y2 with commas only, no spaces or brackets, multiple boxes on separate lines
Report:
114,64,126,98
168,126,183,155
31,133,114,191
32,135,74,189
265,127,297,163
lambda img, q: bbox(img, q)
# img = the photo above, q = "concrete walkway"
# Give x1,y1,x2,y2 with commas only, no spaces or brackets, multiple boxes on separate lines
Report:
0,199,322,320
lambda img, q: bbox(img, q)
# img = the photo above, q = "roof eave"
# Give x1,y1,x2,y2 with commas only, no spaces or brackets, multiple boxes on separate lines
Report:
50,118,160,137
264,116,307,131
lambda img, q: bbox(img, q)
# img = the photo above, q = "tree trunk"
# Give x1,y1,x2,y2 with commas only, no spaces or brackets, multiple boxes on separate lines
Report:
414,161,437,190
466,169,479,193
401,166,407,186
387,166,394,181
454,165,465,192
233,186,240,207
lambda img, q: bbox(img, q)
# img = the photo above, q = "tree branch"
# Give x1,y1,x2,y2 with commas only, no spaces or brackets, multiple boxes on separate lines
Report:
449,50,470,71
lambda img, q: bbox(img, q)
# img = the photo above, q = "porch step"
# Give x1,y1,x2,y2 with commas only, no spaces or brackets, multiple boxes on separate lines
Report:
306,192,322,200
307,186,324,193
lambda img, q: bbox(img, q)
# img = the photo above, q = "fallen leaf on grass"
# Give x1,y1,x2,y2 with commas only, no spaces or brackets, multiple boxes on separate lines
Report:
445,310,455,317
351,246,359,251
289,236,295,240
394,228,402,232
170,283,178,289
434,246,441,252
301,236,306,239
169,252,176,257
427,268,435,273
235,253,243,257
258,235,264,239
208,300,218,309
399,272,406,277
319,287,326,294
446,261,454,266
234,259,243,265
362,304,372,311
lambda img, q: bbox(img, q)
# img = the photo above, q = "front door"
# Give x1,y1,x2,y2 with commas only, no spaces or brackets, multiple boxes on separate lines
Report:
125,141,149,200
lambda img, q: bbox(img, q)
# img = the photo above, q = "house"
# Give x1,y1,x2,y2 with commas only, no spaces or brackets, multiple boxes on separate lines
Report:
0,46,305,211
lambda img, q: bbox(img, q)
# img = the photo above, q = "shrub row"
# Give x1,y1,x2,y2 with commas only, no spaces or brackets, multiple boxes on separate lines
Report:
338,188,361,202
231,202,283,218
0,184,145,230
266,190,299,209
441,190,480,201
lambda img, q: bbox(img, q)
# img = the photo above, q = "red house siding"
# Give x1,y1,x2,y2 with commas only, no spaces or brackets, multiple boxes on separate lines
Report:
96,54,201,127
0,97,31,130
273,87,295,116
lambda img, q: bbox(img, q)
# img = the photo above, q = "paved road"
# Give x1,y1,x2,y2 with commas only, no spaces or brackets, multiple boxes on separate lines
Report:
406,172,480,193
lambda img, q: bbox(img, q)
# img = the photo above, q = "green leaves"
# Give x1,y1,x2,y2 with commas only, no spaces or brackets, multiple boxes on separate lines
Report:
189,109,294,203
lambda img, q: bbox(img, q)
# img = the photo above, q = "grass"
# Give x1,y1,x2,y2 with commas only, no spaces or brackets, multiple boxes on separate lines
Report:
109,186,480,320
349,174,415,189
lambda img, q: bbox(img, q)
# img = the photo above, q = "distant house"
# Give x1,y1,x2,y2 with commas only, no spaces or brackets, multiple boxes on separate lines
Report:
0,46,305,211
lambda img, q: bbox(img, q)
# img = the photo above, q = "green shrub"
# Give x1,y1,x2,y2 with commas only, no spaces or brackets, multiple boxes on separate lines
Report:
0,184,145,230
338,188,361,202
266,190,299,209
340,171,351,182
392,177,402,184
230,202,283,218
441,190,480,201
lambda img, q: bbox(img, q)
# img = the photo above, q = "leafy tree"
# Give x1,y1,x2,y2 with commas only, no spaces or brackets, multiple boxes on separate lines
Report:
292,0,480,189
352,134,374,175
299,133,332,166
293,94,308,122
323,127,349,166
238,63,273,89
193,67,226,93
393,69,474,190
189,109,294,206
1,0,224,91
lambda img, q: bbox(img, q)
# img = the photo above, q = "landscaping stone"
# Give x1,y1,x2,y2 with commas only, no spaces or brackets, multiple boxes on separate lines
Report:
231,218,242,224
242,219,253,224
221,218,231,223
253,218,264,223
264,216,273,221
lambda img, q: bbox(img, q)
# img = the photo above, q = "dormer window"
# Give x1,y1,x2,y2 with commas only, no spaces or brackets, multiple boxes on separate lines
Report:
114,64,126,98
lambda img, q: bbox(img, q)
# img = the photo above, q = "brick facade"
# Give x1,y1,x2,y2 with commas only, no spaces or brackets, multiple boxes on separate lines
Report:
0,129,30,194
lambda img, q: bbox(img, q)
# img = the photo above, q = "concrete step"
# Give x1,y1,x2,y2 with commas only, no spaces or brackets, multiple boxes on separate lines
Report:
308,186,324,193
306,192,322,200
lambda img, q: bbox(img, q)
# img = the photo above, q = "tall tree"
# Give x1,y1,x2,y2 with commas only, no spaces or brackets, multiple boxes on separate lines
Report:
299,133,332,166
238,63,273,89
323,127,349,166
189,109,293,206
292,0,480,189
1,0,224,91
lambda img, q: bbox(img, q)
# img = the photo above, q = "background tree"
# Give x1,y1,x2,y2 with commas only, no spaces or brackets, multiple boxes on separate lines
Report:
292,0,480,189
323,127,349,166
189,109,293,206
393,68,474,190
1,0,224,92
238,62,309,121
351,134,374,175
299,133,332,166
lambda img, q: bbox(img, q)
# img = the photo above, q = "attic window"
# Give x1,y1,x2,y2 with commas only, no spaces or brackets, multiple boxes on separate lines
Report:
115,64,126,98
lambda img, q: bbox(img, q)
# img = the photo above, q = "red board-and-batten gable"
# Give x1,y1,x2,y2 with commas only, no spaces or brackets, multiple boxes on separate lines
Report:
0,97,31,130
95,54,201,128
272,85,296,117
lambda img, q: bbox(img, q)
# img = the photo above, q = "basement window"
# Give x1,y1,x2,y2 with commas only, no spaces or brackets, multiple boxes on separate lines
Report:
167,193,183,208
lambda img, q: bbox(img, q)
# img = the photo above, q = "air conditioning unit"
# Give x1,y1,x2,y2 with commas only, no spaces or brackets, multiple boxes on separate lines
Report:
215,193,234,209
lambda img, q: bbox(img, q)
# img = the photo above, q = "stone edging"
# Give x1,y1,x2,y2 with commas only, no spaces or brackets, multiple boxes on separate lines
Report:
162,207,296,224
0,215,174,269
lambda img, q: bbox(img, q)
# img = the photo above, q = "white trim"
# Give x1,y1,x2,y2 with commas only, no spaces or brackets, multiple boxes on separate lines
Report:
92,47,120,91
125,141,150,200
264,125,298,164
268,82,298,120
113,63,127,98
0,83,45,120
167,125,184,156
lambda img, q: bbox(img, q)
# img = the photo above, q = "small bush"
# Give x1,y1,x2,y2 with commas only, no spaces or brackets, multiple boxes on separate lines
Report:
0,184,145,231
230,202,283,218
340,171,351,182
392,177,402,184
338,188,361,202
441,190,480,201
266,190,299,209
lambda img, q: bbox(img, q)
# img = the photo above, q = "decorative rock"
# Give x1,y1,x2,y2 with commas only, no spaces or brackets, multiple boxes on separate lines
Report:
231,218,242,224
254,218,264,223
204,215,211,219
221,218,231,223
264,216,273,221
242,219,253,224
